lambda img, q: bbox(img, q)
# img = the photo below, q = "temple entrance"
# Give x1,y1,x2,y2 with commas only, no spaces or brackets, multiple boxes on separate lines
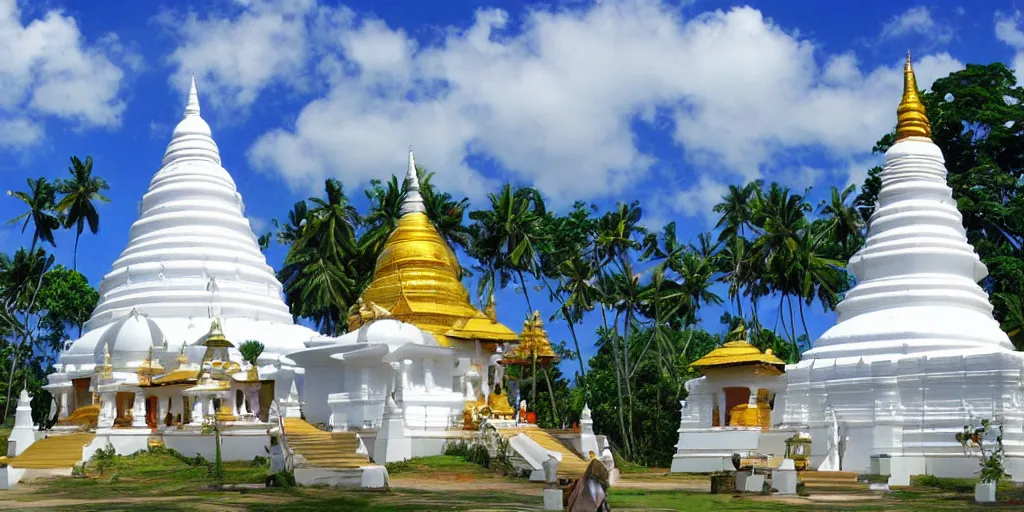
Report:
182,396,191,424
145,396,159,428
722,387,750,426
115,392,134,427
72,378,92,409
258,381,274,422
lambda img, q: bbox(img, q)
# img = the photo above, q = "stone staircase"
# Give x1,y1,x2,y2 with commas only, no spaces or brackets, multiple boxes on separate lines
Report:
283,418,370,469
8,433,95,469
798,470,867,493
499,426,588,478
56,404,99,430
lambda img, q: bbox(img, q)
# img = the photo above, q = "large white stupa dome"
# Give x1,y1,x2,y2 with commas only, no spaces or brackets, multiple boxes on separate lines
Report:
60,78,317,364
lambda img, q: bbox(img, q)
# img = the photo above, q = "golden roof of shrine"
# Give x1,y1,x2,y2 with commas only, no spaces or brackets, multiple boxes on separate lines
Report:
689,326,786,372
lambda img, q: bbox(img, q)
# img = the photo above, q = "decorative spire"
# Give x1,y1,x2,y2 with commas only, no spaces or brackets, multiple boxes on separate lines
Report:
185,75,200,117
895,52,932,141
400,147,426,216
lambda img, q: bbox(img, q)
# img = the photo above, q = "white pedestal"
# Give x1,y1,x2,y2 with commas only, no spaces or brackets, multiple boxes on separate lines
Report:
772,469,798,495
8,390,37,457
736,471,765,493
373,414,411,464
975,481,996,503
543,488,563,510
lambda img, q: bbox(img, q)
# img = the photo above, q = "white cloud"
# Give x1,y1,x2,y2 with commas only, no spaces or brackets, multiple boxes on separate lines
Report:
160,0,320,111
165,1,963,219
247,215,269,233
880,7,954,44
996,11,1024,86
0,0,128,147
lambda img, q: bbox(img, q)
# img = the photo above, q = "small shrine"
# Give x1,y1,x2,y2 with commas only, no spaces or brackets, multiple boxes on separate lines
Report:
688,325,786,430
495,310,558,426
669,325,789,473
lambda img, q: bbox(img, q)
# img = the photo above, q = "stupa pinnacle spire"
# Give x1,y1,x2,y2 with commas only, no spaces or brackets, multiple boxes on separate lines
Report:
400,147,426,216
895,51,932,141
161,76,221,167
185,75,200,116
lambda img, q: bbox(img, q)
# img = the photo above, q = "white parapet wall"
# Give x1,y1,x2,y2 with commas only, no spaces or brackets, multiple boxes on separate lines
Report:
670,428,762,473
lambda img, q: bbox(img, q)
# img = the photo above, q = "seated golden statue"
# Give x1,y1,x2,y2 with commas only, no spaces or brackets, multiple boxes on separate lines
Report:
488,385,515,420
728,389,772,431
462,393,491,430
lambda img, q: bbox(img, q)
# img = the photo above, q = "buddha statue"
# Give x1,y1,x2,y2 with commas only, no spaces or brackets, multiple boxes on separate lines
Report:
488,384,515,419
728,389,773,431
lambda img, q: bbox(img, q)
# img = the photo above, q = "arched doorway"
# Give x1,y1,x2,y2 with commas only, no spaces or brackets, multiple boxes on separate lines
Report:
146,396,159,428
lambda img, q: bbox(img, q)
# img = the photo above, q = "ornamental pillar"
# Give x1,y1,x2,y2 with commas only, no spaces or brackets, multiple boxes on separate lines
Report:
131,390,147,428
59,391,69,420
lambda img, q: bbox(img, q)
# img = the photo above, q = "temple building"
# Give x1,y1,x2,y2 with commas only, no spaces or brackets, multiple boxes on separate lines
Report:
670,327,788,472
9,78,323,477
3,77,613,489
671,54,1024,485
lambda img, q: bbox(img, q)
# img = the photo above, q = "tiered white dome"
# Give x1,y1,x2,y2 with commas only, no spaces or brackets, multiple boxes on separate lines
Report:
61,78,317,362
803,137,1013,360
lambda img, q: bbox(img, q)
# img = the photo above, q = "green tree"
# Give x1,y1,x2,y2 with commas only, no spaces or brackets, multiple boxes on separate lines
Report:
55,156,111,270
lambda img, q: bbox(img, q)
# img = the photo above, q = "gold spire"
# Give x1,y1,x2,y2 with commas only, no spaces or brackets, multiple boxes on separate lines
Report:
895,51,932,141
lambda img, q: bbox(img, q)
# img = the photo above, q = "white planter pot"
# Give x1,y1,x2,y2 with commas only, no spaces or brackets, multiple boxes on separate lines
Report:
975,481,996,503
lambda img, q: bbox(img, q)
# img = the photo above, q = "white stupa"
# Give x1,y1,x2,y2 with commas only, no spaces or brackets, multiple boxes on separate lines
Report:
775,55,1024,484
47,77,318,420
671,55,1024,484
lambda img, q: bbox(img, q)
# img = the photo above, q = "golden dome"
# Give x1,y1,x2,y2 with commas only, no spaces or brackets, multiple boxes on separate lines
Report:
355,150,518,347
895,51,932,141
690,340,786,371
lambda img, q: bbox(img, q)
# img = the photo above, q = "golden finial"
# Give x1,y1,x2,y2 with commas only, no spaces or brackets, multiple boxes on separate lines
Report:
483,294,497,323
177,342,188,366
895,51,932,141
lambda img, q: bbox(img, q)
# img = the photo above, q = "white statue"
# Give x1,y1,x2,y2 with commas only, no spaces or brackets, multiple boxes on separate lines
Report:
818,404,841,471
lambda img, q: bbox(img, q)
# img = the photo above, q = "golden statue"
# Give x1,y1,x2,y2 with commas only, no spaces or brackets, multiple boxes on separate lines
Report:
728,389,773,431
488,384,515,419
462,392,492,429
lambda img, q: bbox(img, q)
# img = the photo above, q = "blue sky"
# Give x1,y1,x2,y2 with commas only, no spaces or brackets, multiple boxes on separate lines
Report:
2,0,1023,375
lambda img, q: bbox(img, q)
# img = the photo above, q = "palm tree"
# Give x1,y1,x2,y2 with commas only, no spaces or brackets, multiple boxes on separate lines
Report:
749,183,812,356
7,178,61,252
56,156,111,269
817,184,864,262
468,184,547,312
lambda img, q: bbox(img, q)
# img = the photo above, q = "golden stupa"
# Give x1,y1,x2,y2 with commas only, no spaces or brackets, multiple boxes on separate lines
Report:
352,149,518,347
895,51,932,141
502,310,558,365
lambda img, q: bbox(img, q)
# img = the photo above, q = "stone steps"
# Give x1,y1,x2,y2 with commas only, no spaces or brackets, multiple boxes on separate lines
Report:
798,471,868,492
499,427,588,478
283,418,369,470
8,433,95,469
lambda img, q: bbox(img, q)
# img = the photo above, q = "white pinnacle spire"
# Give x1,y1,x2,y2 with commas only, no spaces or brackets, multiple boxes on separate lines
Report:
185,75,200,116
161,75,220,167
400,147,426,216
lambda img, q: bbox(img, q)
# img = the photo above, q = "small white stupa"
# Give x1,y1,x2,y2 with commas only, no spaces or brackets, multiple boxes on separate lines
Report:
774,54,1024,484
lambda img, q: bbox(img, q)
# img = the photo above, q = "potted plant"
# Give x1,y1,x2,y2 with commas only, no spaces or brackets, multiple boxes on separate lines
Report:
955,419,1005,503
239,340,265,381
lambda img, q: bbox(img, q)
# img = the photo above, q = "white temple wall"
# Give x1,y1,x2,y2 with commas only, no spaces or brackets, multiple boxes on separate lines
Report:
301,366,345,426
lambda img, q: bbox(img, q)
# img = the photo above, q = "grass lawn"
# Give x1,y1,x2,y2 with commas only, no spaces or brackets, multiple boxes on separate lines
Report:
4,451,1024,511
